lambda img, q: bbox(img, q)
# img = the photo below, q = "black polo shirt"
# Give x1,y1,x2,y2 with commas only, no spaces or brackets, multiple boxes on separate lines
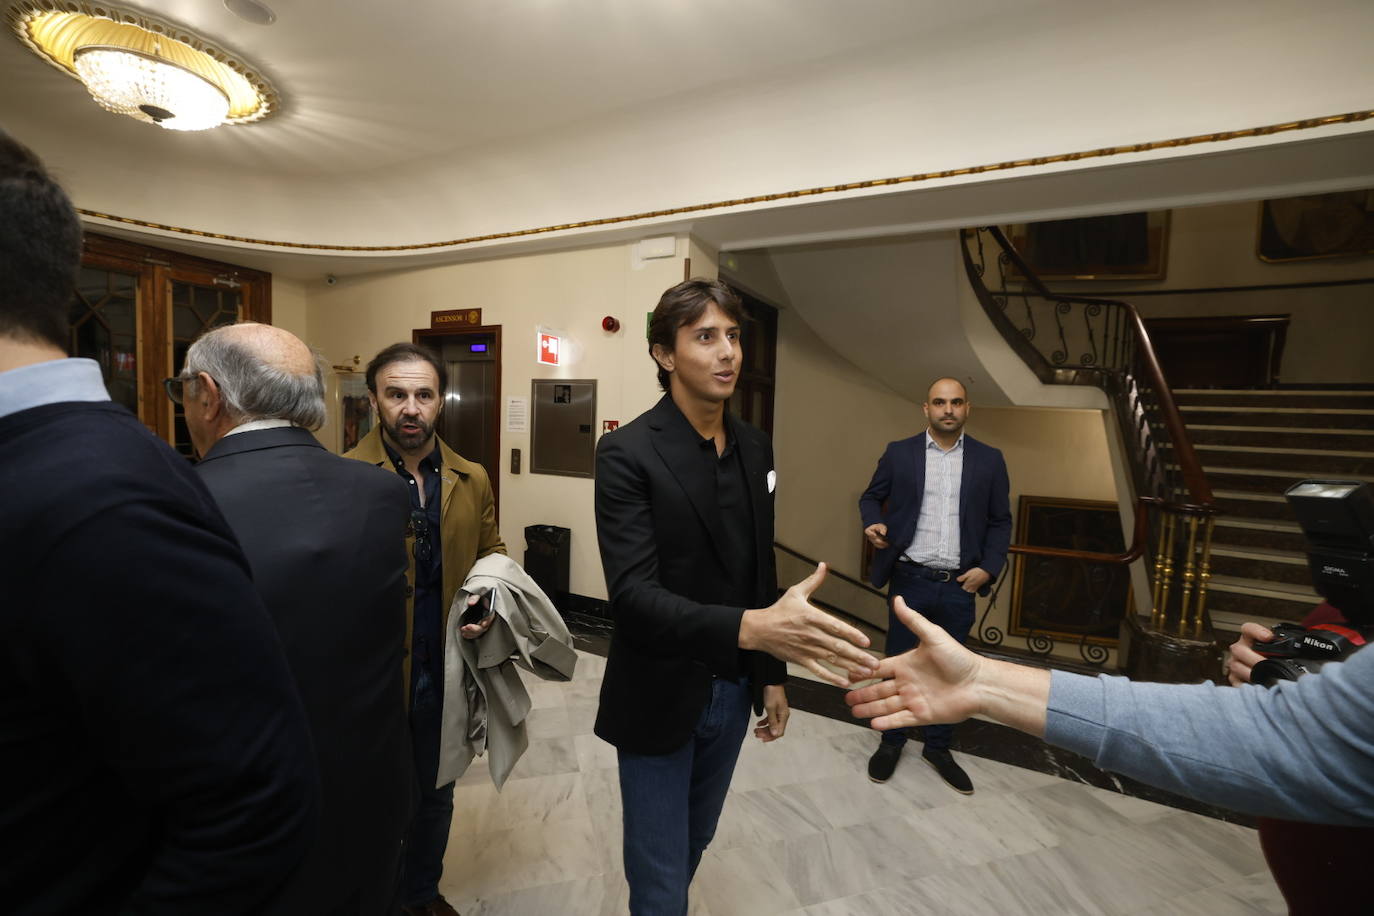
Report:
697,423,757,609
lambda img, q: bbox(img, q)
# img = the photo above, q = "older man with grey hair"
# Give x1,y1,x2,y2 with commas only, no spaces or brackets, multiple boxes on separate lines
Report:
174,321,416,914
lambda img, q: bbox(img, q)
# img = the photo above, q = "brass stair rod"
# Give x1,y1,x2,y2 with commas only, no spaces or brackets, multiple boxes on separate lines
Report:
1158,512,1179,632
1177,515,1201,636
1150,511,1174,629
1192,515,1216,638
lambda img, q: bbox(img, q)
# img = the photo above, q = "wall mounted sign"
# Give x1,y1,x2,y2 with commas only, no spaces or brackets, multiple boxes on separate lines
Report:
506,396,528,433
430,308,482,329
538,331,561,366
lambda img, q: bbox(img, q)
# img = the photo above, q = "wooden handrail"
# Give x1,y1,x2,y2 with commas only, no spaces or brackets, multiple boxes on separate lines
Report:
773,542,887,599
983,226,1214,509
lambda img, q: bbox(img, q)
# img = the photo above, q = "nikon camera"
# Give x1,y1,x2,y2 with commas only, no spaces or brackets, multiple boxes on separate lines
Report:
1250,480,1374,688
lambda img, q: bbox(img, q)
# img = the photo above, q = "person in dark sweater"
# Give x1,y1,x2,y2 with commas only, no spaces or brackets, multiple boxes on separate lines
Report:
0,128,319,914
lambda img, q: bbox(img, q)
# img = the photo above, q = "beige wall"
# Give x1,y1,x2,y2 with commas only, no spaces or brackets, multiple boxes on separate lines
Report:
271,276,309,341
1047,201,1374,384
301,237,703,600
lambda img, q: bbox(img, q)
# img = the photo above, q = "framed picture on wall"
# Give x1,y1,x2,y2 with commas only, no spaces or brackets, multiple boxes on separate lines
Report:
1257,189,1374,263
1006,211,1169,281
337,371,374,453
1008,495,1131,647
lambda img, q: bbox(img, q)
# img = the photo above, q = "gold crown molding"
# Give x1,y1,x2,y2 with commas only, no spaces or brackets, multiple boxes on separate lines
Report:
75,108,1374,252
7,0,279,122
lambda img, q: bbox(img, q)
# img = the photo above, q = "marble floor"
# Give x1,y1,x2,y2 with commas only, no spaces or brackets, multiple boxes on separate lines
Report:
437,651,1284,915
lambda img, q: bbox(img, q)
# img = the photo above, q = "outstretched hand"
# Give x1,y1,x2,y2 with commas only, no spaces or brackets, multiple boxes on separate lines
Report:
739,563,876,687
845,597,984,730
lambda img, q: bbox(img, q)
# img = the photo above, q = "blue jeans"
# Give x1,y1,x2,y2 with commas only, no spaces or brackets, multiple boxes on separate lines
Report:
400,660,455,906
882,564,976,752
617,676,752,916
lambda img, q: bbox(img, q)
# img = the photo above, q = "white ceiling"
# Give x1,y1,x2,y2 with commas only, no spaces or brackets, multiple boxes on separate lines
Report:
4,0,1015,175
4,0,1374,271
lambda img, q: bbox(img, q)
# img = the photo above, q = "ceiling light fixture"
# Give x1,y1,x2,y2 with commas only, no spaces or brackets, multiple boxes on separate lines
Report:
7,1,279,131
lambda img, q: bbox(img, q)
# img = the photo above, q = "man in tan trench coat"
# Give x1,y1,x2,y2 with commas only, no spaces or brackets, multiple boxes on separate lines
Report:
345,341,505,916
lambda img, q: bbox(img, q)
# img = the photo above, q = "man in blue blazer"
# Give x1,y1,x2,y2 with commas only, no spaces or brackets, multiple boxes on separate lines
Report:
858,377,1011,793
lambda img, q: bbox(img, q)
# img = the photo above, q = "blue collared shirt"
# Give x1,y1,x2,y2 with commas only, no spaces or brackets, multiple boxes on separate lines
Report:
903,431,964,570
0,358,109,421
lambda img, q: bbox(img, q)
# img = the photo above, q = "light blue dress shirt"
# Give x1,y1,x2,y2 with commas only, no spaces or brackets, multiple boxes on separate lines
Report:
0,357,109,421
902,431,964,570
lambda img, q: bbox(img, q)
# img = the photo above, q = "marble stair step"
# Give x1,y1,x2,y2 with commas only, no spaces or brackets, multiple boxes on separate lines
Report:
1204,573,1321,623
1211,488,1298,522
1209,544,1312,587
1171,389,1374,410
1163,442,1374,474
1178,406,1374,429
1170,464,1374,494
1187,424,1374,451
1211,517,1307,552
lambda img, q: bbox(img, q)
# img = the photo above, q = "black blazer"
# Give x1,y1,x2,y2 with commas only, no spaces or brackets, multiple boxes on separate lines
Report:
593,396,786,755
858,432,1012,593
196,427,414,915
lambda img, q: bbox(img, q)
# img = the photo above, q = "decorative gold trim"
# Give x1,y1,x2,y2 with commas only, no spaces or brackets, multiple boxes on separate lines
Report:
7,0,279,123
74,108,1374,252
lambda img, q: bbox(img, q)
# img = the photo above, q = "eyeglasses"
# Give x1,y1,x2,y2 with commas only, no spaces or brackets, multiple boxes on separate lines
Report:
164,371,217,406
162,375,188,405
410,509,432,564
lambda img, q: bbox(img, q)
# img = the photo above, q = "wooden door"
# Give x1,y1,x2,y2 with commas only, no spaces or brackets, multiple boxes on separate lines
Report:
74,235,271,454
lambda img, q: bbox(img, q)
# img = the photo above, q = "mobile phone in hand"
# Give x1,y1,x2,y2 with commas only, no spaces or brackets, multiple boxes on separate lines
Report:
459,593,492,627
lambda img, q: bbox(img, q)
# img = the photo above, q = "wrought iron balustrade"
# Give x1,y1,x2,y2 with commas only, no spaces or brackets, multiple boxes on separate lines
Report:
961,228,1220,672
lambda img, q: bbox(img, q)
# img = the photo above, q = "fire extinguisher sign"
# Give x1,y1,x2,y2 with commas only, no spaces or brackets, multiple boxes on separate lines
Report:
537,332,561,366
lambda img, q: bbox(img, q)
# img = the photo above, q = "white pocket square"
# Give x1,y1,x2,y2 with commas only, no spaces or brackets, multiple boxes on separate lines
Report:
767,470,776,493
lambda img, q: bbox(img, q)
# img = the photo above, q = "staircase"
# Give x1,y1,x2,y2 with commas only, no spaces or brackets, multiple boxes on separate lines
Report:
1168,389,1374,633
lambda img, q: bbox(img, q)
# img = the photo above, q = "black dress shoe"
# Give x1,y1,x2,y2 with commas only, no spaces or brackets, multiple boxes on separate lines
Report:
867,742,902,783
922,748,974,794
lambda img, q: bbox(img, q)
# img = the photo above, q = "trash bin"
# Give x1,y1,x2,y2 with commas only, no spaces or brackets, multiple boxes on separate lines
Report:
524,524,571,604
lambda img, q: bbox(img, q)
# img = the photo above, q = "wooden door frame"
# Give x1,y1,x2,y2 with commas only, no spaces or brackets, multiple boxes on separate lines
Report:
81,234,271,442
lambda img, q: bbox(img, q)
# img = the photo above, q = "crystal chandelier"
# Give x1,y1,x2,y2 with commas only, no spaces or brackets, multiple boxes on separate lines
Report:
8,1,278,131
73,46,230,131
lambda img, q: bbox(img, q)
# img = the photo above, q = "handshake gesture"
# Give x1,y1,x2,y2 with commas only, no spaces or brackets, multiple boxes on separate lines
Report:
740,562,878,687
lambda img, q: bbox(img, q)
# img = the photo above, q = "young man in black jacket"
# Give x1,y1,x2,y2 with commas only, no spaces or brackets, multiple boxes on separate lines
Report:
593,279,876,913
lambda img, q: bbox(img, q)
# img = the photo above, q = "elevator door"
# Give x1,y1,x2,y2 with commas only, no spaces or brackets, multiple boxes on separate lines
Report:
440,335,498,480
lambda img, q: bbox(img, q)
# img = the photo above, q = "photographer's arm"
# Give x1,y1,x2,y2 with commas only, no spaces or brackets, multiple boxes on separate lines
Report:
1046,647,1374,825
850,601,1374,826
